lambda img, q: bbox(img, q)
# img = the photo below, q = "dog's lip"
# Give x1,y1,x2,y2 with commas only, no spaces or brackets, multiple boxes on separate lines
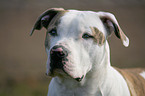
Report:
46,67,85,82
75,75,84,82
46,68,65,77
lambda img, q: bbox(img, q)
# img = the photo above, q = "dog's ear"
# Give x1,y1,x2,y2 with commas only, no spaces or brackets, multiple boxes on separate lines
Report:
30,8,65,36
98,12,129,47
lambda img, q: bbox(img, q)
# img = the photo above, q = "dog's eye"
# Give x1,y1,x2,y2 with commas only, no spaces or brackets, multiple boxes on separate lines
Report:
49,29,57,36
82,33,93,39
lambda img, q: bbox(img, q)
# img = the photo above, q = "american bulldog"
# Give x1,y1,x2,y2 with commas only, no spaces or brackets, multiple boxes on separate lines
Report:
31,8,145,96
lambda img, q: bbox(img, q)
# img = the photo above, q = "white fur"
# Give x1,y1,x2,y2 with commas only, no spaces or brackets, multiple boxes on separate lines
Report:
46,10,130,96
140,71,145,79
122,36,129,47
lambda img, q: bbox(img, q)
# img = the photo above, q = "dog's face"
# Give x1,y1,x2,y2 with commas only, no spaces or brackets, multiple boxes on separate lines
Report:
31,8,129,81
45,10,107,81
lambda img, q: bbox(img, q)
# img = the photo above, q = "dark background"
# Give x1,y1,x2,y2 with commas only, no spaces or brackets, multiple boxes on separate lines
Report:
0,0,145,96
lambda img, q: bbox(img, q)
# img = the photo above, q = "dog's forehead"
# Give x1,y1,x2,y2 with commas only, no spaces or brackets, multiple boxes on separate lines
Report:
58,10,105,34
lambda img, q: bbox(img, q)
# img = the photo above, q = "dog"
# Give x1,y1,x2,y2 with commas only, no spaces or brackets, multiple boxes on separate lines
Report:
31,8,145,96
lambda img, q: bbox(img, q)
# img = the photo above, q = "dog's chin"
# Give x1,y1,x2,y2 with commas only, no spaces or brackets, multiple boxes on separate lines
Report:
47,67,85,82
48,68,66,77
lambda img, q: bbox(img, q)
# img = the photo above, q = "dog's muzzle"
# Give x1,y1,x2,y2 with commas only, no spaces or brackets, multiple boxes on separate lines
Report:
49,45,84,82
50,45,68,73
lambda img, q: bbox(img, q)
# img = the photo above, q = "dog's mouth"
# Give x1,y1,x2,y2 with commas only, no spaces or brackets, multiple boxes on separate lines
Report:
49,56,68,76
49,58,84,82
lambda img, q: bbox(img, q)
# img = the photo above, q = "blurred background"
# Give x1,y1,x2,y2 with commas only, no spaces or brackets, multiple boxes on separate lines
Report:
0,0,145,96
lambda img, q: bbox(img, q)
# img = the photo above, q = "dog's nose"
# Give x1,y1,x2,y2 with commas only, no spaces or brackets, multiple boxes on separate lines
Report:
50,45,68,70
50,45,68,58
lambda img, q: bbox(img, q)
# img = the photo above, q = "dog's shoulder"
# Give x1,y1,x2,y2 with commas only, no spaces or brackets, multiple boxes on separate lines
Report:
115,67,145,96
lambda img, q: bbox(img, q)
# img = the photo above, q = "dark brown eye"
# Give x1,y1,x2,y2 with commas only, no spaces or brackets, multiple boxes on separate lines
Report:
49,29,57,36
82,33,93,39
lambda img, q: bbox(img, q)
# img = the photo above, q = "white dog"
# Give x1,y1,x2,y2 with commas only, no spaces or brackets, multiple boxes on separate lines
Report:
31,8,145,96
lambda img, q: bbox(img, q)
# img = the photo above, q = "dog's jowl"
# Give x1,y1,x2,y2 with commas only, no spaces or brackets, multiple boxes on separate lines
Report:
31,8,145,96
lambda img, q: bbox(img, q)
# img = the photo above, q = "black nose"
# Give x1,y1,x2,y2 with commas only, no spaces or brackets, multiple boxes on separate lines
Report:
50,45,68,58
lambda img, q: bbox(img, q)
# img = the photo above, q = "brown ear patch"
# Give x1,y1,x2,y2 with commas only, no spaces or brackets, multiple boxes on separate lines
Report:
44,11,67,49
90,27,105,46
30,8,67,36
47,11,67,32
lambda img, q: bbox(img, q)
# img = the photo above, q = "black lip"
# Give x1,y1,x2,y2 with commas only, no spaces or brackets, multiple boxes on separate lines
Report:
75,75,84,82
49,58,68,75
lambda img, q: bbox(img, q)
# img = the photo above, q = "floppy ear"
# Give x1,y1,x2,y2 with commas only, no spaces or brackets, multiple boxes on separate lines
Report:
98,12,129,47
30,8,64,36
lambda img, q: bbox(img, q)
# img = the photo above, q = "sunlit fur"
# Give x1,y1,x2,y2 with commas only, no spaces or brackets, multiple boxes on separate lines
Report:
46,10,130,96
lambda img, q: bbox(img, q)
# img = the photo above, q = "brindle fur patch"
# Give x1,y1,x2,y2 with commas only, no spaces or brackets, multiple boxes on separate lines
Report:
90,27,105,46
115,68,145,96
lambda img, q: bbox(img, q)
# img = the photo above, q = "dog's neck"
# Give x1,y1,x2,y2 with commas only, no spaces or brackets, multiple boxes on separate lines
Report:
84,42,130,96
48,42,130,96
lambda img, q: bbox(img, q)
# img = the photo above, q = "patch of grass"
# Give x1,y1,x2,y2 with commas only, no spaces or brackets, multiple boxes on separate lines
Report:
0,80,48,96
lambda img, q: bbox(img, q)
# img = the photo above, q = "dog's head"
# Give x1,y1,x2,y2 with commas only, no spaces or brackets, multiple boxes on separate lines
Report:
31,8,129,82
